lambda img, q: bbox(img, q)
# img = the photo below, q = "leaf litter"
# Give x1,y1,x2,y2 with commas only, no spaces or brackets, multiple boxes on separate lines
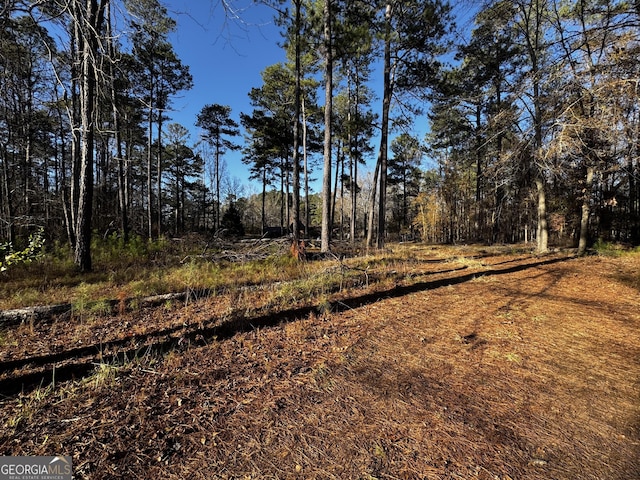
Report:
0,245,639,479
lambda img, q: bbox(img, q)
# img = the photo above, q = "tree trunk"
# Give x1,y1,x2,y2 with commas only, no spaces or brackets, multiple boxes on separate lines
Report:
321,0,333,253
350,141,357,245
402,171,407,229
215,139,221,232
367,3,393,249
280,157,285,232
74,82,93,271
375,7,392,249
285,160,290,231
106,3,128,243
73,0,107,272
24,118,32,217
331,140,341,231
366,158,380,247
261,166,267,231
577,165,594,256
147,103,154,240
348,76,357,245
475,102,483,240
1,143,15,245
340,148,345,240
302,97,309,237
535,174,548,253
157,117,163,237
516,0,549,253
69,20,80,246
629,133,639,244
291,0,301,246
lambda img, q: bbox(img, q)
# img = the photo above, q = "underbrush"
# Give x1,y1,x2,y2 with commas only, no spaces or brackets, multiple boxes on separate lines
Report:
0,235,210,310
0,235,369,311
0,239,549,312
593,239,640,257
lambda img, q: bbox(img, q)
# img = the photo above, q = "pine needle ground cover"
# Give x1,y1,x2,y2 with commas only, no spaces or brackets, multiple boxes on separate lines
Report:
1,245,638,479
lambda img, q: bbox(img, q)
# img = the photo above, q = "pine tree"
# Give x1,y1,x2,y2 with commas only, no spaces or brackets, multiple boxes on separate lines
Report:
196,104,240,233
388,133,424,233
127,0,192,239
367,0,453,249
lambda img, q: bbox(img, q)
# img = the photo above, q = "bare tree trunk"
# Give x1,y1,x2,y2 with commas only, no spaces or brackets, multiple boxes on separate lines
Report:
516,0,549,253
340,148,345,240
376,11,392,250
124,128,132,231
147,104,153,240
630,154,639,244
53,89,74,248
577,166,594,256
106,3,128,243
302,97,309,237
348,76,357,245
73,0,108,272
180,173,185,233
1,142,15,245
535,174,548,253
475,102,483,240
285,161,290,230
350,143,357,245
157,118,163,237
321,0,333,253
116,143,128,241
331,140,340,231
24,123,32,216
280,158,285,232
291,0,301,247
366,159,380,247
628,98,639,244
532,73,548,253
215,140,220,231
69,21,80,246
261,166,267,230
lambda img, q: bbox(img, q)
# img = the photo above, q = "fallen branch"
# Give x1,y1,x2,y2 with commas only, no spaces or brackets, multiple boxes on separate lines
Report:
0,292,190,329
0,304,71,326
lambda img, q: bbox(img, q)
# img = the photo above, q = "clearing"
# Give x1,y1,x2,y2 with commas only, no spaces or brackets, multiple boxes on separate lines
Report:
0,244,639,479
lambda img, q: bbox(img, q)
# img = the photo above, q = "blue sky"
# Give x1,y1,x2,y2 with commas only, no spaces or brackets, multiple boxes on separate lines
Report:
162,1,476,196
165,0,286,193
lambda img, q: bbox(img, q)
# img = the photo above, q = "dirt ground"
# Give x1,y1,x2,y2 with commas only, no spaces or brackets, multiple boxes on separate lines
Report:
1,245,639,479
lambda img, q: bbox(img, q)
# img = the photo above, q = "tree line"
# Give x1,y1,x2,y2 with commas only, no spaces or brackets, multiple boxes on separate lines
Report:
2,0,639,271
427,0,640,255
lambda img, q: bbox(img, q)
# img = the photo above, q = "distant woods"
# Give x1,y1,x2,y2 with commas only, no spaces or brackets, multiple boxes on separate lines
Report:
1,0,639,270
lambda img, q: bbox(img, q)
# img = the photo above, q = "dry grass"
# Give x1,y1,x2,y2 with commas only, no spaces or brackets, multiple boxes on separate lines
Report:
0,239,325,311
0,245,638,479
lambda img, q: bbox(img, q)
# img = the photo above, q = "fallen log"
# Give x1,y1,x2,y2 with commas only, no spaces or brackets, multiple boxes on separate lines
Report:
0,303,71,327
0,292,191,329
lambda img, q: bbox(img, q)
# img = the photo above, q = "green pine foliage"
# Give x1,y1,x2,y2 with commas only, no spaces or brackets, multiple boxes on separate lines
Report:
220,203,245,237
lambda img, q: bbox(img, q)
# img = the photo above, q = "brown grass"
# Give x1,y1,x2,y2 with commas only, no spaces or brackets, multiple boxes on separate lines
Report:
0,245,638,479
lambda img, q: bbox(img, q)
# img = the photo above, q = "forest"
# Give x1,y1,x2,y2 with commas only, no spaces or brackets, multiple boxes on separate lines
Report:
2,2,640,478
2,0,640,272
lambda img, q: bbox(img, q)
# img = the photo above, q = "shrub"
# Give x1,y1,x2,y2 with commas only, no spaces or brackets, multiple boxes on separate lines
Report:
0,228,45,273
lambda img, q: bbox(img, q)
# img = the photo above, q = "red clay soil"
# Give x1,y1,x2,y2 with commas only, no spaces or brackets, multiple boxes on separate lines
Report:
0,246,639,479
